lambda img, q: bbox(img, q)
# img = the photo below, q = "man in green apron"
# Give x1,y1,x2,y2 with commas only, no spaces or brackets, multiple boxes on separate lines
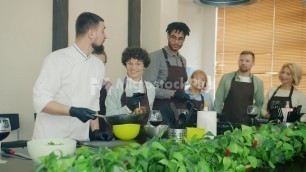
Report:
214,51,264,125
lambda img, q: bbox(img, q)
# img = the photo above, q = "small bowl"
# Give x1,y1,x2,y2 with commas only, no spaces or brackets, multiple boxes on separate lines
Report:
186,127,206,141
27,138,76,163
113,124,140,140
144,125,168,138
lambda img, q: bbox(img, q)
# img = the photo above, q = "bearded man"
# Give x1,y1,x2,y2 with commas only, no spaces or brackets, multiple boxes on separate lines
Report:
143,22,191,111
33,12,109,141
214,51,264,124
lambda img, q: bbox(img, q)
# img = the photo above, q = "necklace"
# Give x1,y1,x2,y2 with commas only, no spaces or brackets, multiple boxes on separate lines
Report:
73,44,89,60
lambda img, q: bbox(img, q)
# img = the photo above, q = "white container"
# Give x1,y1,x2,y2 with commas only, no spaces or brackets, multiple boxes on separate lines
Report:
197,111,217,137
27,138,76,163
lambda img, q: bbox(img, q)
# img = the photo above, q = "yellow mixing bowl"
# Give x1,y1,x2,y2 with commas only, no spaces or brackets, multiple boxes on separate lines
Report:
186,127,206,141
113,124,140,140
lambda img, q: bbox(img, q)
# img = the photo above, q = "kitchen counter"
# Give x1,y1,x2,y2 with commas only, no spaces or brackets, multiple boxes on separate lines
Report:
1,148,34,172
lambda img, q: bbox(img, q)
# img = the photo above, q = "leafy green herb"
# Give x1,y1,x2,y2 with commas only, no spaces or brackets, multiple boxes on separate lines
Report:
37,122,306,171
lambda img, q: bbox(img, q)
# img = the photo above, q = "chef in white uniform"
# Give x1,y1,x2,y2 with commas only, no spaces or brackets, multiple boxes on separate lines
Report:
32,12,106,141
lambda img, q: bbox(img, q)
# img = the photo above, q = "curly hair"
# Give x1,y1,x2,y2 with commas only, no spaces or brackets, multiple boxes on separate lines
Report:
166,22,190,37
279,63,303,86
121,47,150,68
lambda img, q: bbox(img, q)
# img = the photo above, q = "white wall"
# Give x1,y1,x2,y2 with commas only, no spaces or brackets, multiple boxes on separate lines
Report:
69,0,128,84
0,0,128,141
0,0,52,140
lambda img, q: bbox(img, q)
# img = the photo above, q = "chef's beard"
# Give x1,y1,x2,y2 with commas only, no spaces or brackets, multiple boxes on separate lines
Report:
92,43,104,53
239,66,251,73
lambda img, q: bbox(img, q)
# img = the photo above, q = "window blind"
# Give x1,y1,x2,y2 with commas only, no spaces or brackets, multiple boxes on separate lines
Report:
216,0,306,95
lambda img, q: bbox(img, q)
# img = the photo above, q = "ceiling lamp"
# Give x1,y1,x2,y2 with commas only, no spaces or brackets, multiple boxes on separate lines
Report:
193,0,256,7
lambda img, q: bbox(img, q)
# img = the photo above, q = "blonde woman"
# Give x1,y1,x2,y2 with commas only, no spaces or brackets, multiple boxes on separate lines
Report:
261,63,306,121
185,70,214,125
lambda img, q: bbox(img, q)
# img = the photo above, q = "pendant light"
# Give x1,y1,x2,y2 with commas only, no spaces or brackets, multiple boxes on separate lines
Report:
193,0,256,7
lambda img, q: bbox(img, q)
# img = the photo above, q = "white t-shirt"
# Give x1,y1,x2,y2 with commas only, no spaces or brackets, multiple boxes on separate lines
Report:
239,75,251,83
32,43,104,140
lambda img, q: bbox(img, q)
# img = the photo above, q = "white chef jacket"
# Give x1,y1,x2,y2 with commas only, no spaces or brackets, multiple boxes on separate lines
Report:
32,43,104,140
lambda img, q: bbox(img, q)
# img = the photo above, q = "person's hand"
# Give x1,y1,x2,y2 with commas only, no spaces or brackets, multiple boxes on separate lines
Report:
264,113,270,119
91,130,113,141
69,107,97,123
173,90,190,103
126,93,145,111
187,100,197,113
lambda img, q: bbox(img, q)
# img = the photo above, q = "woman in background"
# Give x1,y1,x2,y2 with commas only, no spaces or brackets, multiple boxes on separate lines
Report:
185,69,214,125
261,63,306,122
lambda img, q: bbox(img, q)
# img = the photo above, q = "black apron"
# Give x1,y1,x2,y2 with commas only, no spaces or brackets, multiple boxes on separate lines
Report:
220,74,254,124
267,85,293,120
98,82,113,131
188,94,204,126
89,82,112,140
120,77,150,144
153,48,188,110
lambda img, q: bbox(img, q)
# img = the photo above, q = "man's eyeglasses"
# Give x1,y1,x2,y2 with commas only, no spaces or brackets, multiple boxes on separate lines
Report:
169,35,185,43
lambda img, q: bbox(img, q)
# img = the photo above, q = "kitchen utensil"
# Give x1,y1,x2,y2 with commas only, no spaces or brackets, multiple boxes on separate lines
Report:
1,148,32,160
217,122,242,135
177,113,187,129
247,105,258,126
186,127,206,141
277,107,283,121
144,124,168,138
1,140,28,148
113,124,140,140
287,105,303,122
168,128,186,144
170,103,179,120
296,105,302,115
168,103,178,128
96,113,147,125
0,153,29,160
159,104,174,128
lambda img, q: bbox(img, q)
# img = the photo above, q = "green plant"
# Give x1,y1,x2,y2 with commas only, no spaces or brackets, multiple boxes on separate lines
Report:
36,122,306,172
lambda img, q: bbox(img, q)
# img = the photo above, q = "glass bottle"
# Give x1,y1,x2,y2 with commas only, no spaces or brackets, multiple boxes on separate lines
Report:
203,102,209,111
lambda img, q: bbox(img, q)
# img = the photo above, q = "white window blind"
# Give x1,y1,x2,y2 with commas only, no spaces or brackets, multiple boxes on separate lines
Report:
216,0,306,95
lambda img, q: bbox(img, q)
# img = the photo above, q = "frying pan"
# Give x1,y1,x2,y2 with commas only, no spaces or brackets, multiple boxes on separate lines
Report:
96,113,148,125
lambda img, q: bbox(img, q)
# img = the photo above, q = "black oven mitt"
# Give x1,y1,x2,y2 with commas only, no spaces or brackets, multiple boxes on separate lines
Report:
91,130,113,141
173,90,190,103
126,93,145,111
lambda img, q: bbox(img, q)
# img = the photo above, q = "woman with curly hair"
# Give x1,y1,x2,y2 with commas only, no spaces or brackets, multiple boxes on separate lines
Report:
105,47,155,125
